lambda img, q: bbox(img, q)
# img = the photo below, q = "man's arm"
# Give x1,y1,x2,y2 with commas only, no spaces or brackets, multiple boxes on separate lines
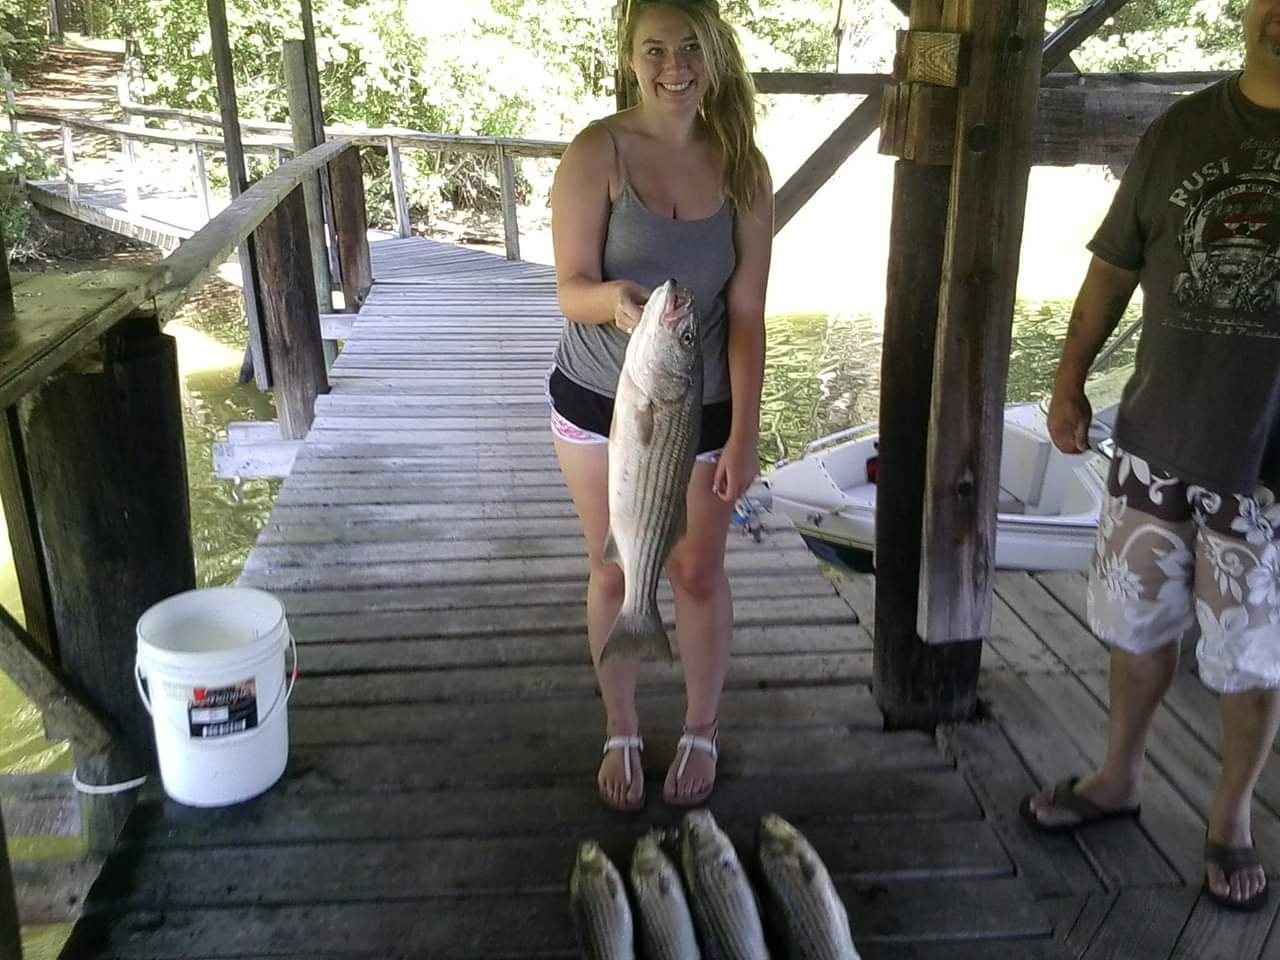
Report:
1048,255,1140,454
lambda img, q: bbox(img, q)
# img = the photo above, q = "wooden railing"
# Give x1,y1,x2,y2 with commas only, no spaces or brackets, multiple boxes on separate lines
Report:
0,137,370,950
18,87,568,261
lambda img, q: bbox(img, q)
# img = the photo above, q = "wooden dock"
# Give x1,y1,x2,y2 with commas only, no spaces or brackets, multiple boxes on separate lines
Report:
35,237,1280,959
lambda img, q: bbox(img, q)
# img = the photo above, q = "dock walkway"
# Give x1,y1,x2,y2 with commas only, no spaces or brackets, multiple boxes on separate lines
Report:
51,237,1280,959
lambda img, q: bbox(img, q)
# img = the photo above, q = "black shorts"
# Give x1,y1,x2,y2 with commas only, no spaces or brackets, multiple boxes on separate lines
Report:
548,367,731,456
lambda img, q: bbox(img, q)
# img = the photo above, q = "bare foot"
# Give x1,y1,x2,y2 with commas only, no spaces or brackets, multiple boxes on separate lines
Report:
664,721,717,806
1025,772,1140,829
598,733,644,812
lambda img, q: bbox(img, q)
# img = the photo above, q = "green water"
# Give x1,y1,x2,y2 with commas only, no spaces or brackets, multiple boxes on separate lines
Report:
2,293,1138,951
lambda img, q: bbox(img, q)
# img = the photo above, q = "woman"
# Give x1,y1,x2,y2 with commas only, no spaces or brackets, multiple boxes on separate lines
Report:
547,0,772,811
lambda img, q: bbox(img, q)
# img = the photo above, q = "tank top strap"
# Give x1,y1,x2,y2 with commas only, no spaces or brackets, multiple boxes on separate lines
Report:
596,121,630,188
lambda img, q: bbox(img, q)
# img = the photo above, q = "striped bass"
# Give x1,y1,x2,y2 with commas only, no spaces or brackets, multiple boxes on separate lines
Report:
601,279,703,662
681,810,770,960
630,831,701,960
758,815,860,960
570,841,635,960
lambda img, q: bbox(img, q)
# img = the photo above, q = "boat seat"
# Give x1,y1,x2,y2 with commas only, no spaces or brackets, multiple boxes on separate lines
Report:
998,423,1051,510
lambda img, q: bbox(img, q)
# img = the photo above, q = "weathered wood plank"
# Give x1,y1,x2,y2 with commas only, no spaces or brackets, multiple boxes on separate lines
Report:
0,804,18,960
288,651,876,703
1080,885,1200,959
12,857,101,925
921,0,1047,644
1169,887,1280,960
939,720,1100,897
61,878,1051,958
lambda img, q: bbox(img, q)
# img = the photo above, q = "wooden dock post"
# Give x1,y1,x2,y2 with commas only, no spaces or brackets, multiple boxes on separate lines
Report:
387,137,411,238
496,144,520,261
873,0,982,729
921,0,1047,645
0,225,20,960
330,146,373,311
207,0,271,389
253,186,330,438
18,312,196,852
283,39,337,366
59,122,77,204
0,804,19,960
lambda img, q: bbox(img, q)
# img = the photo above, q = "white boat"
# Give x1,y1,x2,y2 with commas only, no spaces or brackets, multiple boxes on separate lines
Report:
762,403,1114,573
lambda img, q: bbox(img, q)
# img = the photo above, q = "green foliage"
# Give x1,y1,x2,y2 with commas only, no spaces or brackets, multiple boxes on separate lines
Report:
1047,0,1246,71
0,0,51,71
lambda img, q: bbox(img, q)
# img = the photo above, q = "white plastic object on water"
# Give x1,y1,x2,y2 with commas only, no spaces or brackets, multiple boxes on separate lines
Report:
135,587,297,807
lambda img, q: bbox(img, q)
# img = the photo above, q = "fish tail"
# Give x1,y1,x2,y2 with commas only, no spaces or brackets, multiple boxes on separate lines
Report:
602,603,672,662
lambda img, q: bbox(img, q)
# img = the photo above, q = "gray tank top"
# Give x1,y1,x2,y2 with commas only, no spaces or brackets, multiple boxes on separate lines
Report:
552,123,737,403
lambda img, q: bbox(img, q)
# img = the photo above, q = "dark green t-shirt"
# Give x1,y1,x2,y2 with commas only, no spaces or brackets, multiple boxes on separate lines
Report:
1090,76,1280,495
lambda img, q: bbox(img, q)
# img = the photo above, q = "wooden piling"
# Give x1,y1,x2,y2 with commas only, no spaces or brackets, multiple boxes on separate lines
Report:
496,145,520,261
330,146,373,311
921,0,1048,645
18,312,196,852
253,187,329,439
283,41,334,313
0,804,19,960
207,0,271,389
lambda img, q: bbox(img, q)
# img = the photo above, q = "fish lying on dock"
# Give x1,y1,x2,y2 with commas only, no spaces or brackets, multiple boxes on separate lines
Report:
601,279,703,662
758,814,860,960
570,841,635,960
681,810,770,959
630,831,701,960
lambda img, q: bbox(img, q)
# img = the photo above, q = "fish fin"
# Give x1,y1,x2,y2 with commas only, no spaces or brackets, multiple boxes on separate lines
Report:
603,526,619,565
602,605,672,661
633,399,655,445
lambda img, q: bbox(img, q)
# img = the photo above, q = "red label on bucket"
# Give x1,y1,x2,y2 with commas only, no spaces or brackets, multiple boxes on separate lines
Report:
188,679,258,738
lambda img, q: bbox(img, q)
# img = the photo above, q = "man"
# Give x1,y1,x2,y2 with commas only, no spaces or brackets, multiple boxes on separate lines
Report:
1023,0,1280,912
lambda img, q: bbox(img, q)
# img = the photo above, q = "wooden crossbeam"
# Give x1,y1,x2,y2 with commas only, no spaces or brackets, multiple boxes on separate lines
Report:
773,90,884,235
1042,0,1131,75
0,603,114,754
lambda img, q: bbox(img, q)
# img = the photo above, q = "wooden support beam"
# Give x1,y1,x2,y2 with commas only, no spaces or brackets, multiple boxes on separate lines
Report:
1041,0,1131,75
0,407,58,657
19,312,196,850
299,0,341,284
330,147,373,312
253,187,329,439
387,138,411,239
751,72,890,96
283,40,337,369
0,804,19,960
873,0,983,731
207,0,271,390
894,30,968,86
496,145,520,261
773,90,883,235
922,0,1048,646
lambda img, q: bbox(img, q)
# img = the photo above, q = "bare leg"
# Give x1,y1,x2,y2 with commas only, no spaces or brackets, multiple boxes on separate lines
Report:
1206,688,1280,904
664,460,735,803
1029,643,1178,826
553,437,643,809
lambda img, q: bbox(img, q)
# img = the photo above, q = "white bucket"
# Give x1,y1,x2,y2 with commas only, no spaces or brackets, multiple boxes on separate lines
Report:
135,587,297,807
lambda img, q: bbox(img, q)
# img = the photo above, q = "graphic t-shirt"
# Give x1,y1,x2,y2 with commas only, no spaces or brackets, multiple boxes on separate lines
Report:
1090,76,1280,495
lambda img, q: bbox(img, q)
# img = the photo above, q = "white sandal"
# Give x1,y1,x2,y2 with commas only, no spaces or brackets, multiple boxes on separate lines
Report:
600,735,645,812
665,723,718,807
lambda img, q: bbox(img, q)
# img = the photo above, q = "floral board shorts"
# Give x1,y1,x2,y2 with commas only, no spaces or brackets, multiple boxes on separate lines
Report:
1087,448,1280,694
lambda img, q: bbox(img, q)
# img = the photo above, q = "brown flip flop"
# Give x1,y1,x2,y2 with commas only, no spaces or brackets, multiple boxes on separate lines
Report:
1205,838,1270,912
1019,776,1141,834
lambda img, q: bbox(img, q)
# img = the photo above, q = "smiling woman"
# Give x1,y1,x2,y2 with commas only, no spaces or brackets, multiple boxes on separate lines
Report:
547,0,773,813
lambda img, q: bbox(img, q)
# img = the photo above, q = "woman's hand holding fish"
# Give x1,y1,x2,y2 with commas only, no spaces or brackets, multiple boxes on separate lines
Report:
713,432,759,503
612,280,650,335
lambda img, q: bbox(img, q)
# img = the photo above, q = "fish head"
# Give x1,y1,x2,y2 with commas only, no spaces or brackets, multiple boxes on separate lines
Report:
572,841,626,903
681,808,733,863
626,279,700,401
758,812,803,855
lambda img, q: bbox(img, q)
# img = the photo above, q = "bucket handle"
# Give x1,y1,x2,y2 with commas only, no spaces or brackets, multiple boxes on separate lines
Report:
135,632,298,737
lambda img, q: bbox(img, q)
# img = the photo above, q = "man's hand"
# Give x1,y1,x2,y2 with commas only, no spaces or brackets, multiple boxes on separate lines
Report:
1047,387,1093,455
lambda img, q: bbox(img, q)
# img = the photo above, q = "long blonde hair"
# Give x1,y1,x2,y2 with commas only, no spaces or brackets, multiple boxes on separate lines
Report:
620,0,768,211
